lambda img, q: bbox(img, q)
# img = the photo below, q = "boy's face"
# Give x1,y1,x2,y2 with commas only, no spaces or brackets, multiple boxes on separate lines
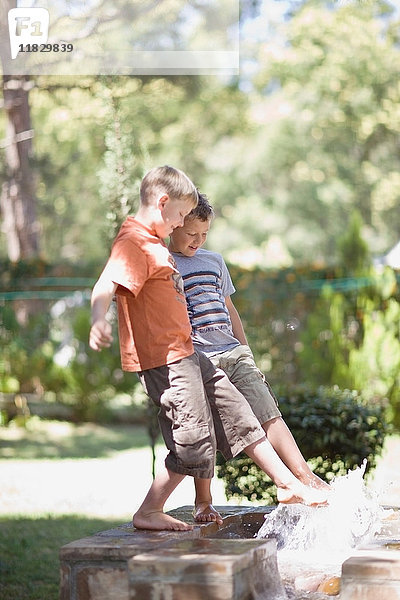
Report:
169,216,211,257
156,196,195,239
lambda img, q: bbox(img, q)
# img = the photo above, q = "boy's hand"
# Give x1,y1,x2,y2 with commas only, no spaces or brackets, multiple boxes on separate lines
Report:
89,318,113,351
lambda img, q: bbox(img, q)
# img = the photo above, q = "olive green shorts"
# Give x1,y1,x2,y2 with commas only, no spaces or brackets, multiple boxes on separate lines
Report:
209,344,281,425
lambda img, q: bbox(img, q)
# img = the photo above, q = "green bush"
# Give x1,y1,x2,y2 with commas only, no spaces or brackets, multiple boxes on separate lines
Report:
297,268,400,427
216,385,390,504
0,300,139,423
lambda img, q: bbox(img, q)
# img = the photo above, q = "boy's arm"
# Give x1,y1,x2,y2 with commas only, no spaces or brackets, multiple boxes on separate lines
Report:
89,273,118,352
225,295,248,345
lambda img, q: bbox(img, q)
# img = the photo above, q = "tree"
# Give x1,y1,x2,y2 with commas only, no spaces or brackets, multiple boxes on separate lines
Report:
205,0,400,266
97,78,146,244
0,0,40,261
260,0,400,258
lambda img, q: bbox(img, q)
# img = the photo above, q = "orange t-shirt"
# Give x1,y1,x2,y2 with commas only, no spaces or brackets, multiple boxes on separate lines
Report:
103,217,194,372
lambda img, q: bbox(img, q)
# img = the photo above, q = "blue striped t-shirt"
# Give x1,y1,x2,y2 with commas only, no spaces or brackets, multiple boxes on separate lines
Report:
171,248,240,356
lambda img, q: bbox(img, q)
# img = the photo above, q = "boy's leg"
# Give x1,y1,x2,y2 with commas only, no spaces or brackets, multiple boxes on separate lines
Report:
244,437,328,505
137,354,217,530
197,350,329,506
193,478,223,525
197,351,265,459
214,345,329,490
192,351,266,523
262,417,329,490
139,355,216,479
133,467,192,531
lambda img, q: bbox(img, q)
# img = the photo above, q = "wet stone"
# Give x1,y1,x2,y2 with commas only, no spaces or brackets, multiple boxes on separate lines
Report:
340,508,400,600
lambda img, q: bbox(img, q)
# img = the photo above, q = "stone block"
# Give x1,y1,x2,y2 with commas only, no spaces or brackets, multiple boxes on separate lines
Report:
60,526,197,561
342,551,400,580
340,580,400,600
128,537,287,600
341,512,400,600
59,562,71,600
75,565,129,600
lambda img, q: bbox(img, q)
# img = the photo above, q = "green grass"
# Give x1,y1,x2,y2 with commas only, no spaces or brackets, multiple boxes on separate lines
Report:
0,418,155,459
0,420,159,599
0,514,123,600
0,417,159,600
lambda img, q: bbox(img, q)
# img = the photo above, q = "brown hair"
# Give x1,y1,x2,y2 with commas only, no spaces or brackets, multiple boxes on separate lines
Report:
140,165,198,208
186,190,215,222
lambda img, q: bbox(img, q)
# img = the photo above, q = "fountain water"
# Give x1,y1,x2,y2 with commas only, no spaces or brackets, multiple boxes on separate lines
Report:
256,461,388,598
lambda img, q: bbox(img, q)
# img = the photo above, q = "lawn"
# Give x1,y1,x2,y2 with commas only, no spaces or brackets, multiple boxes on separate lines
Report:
0,514,122,600
0,420,156,600
0,417,152,460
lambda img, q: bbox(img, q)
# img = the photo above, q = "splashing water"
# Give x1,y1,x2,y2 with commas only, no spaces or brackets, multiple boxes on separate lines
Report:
256,461,384,597
257,460,381,554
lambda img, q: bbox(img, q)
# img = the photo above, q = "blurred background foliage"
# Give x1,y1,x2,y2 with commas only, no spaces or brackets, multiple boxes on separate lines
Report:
2,0,400,265
1,0,400,447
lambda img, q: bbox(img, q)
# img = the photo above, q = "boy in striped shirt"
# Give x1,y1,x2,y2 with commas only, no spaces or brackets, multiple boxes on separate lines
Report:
169,192,329,525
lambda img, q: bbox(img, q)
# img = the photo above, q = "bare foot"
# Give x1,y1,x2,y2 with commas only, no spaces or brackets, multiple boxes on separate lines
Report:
193,502,223,525
277,482,329,507
299,472,331,491
133,510,193,531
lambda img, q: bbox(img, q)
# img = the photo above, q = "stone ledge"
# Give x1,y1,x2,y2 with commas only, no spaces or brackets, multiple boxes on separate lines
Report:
59,505,281,600
59,505,400,600
128,538,283,600
340,507,400,600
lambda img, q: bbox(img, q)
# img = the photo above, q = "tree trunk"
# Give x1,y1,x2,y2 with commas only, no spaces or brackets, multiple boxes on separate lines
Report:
1,75,40,261
0,0,40,261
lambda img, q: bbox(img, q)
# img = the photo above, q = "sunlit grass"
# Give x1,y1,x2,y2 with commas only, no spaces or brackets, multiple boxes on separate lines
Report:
0,418,154,459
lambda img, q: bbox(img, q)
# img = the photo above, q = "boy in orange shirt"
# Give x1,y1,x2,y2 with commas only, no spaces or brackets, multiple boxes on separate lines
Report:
90,166,328,531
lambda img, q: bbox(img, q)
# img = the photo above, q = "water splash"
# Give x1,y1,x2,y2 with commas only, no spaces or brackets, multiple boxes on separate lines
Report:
257,460,381,554
256,461,384,596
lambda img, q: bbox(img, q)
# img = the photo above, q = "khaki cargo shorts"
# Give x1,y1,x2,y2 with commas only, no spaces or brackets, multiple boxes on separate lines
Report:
209,344,281,425
139,351,265,478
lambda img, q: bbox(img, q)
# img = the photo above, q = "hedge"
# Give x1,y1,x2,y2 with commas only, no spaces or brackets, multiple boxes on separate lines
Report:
216,385,390,505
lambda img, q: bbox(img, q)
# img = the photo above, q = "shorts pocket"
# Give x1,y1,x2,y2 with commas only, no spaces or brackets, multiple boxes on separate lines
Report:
172,424,210,446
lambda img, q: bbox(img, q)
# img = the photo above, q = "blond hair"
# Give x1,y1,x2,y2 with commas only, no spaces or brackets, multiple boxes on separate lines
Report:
140,165,198,208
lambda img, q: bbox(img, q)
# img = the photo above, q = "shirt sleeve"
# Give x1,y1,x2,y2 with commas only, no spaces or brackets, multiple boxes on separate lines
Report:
104,238,148,297
220,255,235,297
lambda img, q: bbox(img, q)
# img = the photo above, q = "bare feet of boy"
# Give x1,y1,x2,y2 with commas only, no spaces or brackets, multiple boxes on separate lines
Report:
193,502,223,525
300,472,331,491
133,510,193,531
277,481,329,507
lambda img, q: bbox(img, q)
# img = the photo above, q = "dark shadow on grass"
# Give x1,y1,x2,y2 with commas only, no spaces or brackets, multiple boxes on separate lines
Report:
0,514,125,600
0,422,161,460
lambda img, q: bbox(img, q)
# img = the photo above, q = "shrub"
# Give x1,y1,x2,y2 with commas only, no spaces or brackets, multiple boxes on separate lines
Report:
216,385,390,504
297,269,400,427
